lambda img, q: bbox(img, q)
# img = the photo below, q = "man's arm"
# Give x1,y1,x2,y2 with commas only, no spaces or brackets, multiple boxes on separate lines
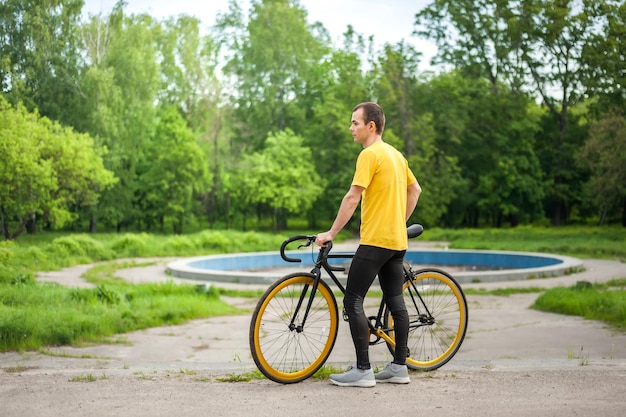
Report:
406,181,422,222
315,185,363,246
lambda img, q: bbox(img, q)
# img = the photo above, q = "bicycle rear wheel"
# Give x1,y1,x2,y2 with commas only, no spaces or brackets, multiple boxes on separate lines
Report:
249,273,339,383
384,268,468,371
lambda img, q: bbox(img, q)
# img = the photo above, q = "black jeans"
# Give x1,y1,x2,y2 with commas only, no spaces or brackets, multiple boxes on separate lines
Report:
344,245,409,369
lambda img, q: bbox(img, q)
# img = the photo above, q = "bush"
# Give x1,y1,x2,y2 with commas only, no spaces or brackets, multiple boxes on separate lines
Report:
0,240,14,266
167,235,197,254
24,246,52,271
194,230,231,252
240,231,284,252
66,234,113,260
110,233,150,257
51,236,86,256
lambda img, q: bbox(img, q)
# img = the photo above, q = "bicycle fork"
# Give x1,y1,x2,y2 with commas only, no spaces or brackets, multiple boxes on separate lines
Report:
288,267,323,333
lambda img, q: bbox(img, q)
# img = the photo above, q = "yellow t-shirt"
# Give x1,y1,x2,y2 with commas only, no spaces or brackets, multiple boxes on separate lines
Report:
352,141,417,251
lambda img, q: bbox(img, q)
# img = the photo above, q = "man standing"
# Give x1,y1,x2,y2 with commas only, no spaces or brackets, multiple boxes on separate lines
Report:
315,102,421,387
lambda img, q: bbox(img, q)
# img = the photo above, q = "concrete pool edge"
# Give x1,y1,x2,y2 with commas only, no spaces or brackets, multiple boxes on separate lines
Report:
165,249,585,286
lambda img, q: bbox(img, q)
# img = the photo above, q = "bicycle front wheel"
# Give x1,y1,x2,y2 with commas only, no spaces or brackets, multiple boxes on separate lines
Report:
249,273,339,383
385,268,468,371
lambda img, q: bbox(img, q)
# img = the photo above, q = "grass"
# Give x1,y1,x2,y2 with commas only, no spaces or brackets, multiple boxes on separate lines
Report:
0,226,624,354
531,279,626,331
0,241,247,351
0,278,241,351
214,365,355,382
68,373,109,382
424,225,626,260
216,369,265,382
463,287,547,296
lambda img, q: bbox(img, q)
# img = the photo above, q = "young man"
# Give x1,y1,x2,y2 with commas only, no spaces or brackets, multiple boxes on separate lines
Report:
315,102,422,387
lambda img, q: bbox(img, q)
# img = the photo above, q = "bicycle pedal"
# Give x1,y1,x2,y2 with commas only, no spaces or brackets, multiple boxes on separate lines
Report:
342,309,349,322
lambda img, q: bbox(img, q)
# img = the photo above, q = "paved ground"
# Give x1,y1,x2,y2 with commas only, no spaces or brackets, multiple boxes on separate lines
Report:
1,247,626,417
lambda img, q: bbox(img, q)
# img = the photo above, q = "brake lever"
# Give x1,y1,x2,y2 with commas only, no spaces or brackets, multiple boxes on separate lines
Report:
297,238,314,250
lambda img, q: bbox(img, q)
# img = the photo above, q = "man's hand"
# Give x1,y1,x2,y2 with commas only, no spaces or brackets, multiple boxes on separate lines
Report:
315,231,334,247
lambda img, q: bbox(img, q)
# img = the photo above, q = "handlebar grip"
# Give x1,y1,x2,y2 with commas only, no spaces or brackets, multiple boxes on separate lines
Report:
320,241,333,257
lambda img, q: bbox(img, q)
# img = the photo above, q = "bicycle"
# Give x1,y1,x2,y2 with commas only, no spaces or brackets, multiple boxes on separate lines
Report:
249,224,468,384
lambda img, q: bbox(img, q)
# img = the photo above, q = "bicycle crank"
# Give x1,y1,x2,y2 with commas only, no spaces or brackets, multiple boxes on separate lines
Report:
368,316,383,344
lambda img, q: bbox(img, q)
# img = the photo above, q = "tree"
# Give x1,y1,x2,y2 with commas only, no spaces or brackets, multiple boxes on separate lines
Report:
372,42,465,227
581,0,626,112
156,15,221,115
155,15,233,229
233,130,323,231
403,112,464,227
137,106,211,234
514,1,595,225
577,109,626,226
0,0,84,124
414,0,601,225
215,0,328,150
0,97,116,240
301,27,375,229
78,6,160,231
374,41,423,156
409,70,545,227
414,0,523,92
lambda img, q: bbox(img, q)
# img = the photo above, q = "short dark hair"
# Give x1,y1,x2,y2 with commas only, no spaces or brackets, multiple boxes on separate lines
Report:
353,102,385,135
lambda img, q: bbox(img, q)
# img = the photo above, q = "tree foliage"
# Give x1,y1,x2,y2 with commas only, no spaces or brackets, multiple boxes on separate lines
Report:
0,0,624,240
216,0,329,149
582,0,626,111
577,109,626,226
0,96,116,239
414,0,621,226
234,129,323,231
137,106,211,233
0,0,84,124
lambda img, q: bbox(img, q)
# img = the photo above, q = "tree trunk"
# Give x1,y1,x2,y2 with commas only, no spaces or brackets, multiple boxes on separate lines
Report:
552,200,563,226
175,215,183,234
9,221,27,240
89,213,98,233
225,192,231,229
0,207,9,240
598,206,608,226
25,214,36,234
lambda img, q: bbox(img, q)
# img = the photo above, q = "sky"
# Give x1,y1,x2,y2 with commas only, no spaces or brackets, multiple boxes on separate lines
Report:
81,0,438,72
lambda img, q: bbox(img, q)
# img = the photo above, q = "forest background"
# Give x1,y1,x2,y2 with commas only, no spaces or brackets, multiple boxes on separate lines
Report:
1,0,625,241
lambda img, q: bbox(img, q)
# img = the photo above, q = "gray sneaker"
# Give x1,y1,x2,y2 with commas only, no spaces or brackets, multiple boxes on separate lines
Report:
330,366,375,388
374,363,410,384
